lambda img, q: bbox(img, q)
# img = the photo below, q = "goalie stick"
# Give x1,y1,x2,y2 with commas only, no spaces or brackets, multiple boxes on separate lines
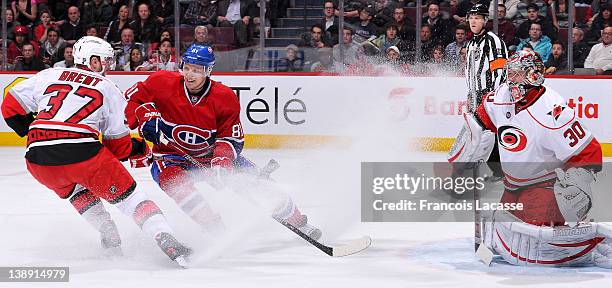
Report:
158,136,372,257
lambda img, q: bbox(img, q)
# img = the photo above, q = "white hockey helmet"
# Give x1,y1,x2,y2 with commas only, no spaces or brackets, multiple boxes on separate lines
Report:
73,36,116,74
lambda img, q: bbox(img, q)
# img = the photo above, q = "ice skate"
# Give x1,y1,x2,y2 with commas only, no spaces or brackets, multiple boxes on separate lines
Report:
155,232,192,268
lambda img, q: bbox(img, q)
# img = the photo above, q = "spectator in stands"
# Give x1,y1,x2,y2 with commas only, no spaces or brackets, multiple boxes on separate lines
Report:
11,0,37,27
372,0,395,31
429,45,447,71
486,4,518,46
131,3,159,48
34,10,57,44
455,0,485,24
14,43,46,71
52,0,72,22
544,41,568,74
549,0,570,29
7,25,40,65
53,45,74,68
276,44,304,72
6,9,21,41
299,24,330,48
41,28,66,66
59,6,84,45
310,47,335,72
149,29,177,56
586,4,611,42
110,0,129,15
445,25,467,66
104,4,131,43
592,0,612,14
122,46,145,71
81,0,114,28
335,0,363,24
392,6,415,42
85,24,99,37
184,0,217,27
215,0,258,47
112,27,143,68
139,38,178,71
354,7,379,40
584,26,612,74
319,1,340,45
420,24,437,61
517,3,557,41
153,0,175,27
457,46,467,73
489,0,520,19
572,27,590,68
386,45,400,63
517,22,553,61
193,25,213,46
373,23,402,54
333,27,363,69
424,1,453,46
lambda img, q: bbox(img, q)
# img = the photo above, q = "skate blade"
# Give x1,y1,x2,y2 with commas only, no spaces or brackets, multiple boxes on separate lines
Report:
174,255,190,269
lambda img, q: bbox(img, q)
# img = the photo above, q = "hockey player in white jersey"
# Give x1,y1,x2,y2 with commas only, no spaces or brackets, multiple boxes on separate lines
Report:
1,36,191,267
448,50,612,267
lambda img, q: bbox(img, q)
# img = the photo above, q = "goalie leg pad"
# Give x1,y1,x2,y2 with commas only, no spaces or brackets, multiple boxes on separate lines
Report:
486,210,606,267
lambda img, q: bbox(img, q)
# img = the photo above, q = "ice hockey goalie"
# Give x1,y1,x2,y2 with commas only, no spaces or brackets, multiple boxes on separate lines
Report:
448,50,612,268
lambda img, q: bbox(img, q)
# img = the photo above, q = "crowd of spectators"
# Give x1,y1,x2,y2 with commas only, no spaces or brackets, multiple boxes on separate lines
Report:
0,0,610,75
293,0,612,75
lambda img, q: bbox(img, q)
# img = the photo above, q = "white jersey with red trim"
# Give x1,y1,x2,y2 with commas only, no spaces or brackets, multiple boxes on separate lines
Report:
479,84,594,188
9,67,130,149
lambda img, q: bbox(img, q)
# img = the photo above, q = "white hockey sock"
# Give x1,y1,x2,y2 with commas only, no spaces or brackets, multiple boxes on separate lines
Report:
272,197,306,227
167,187,223,231
114,189,173,238
81,201,113,232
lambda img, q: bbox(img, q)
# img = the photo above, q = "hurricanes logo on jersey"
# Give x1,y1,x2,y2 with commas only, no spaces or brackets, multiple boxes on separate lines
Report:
171,125,214,152
547,104,566,122
498,125,528,152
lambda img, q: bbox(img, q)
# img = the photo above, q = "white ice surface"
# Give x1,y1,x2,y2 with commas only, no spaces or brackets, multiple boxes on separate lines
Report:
1,147,611,288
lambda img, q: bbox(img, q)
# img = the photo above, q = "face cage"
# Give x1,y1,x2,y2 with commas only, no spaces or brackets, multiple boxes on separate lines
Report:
179,61,214,77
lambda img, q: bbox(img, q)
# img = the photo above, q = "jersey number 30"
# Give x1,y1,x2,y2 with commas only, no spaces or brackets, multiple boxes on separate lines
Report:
37,84,103,123
563,122,586,147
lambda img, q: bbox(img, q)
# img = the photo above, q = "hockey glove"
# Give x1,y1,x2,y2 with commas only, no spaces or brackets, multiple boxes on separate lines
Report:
139,118,174,146
554,167,596,227
129,138,152,168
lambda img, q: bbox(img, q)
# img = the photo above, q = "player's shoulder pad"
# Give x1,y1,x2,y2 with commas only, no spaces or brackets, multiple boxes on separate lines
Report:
210,79,239,103
527,86,575,130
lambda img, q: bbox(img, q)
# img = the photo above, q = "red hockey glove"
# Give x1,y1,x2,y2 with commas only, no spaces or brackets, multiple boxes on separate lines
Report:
134,102,161,124
129,138,152,168
210,156,233,172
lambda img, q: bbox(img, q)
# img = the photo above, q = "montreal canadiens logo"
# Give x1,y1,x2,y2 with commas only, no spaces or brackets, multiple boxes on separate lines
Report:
498,126,528,152
171,125,212,152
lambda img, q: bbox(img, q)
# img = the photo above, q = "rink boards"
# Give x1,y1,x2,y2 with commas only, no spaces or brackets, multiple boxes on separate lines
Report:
0,72,610,155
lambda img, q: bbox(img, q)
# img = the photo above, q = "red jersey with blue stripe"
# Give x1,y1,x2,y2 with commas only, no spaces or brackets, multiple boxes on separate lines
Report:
124,70,244,161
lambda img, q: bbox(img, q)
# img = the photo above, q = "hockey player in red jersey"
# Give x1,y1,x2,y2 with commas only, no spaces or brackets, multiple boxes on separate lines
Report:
448,50,612,267
124,44,322,240
1,36,191,267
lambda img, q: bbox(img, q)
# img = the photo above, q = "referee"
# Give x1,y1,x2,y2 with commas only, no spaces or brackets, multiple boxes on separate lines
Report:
465,3,507,178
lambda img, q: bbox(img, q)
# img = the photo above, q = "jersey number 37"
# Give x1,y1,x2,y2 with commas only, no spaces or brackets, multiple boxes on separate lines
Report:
37,84,103,123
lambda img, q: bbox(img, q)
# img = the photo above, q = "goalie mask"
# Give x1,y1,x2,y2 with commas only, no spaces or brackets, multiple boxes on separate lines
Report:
505,50,545,103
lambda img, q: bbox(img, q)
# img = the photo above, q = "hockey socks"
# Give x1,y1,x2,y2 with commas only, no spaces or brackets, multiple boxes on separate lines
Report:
159,166,224,234
272,197,322,241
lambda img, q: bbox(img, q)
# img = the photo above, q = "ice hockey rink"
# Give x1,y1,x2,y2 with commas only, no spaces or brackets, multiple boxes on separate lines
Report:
1,146,612,288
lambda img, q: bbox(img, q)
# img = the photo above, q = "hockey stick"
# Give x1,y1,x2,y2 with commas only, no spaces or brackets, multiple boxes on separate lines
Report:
158,135,371,257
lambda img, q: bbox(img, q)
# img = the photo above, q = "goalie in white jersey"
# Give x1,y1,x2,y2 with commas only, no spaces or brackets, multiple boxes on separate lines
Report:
448,50,612,267
1,36,191,267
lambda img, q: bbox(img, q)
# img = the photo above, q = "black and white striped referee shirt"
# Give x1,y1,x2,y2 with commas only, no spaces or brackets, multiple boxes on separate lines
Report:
465,30,508,112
